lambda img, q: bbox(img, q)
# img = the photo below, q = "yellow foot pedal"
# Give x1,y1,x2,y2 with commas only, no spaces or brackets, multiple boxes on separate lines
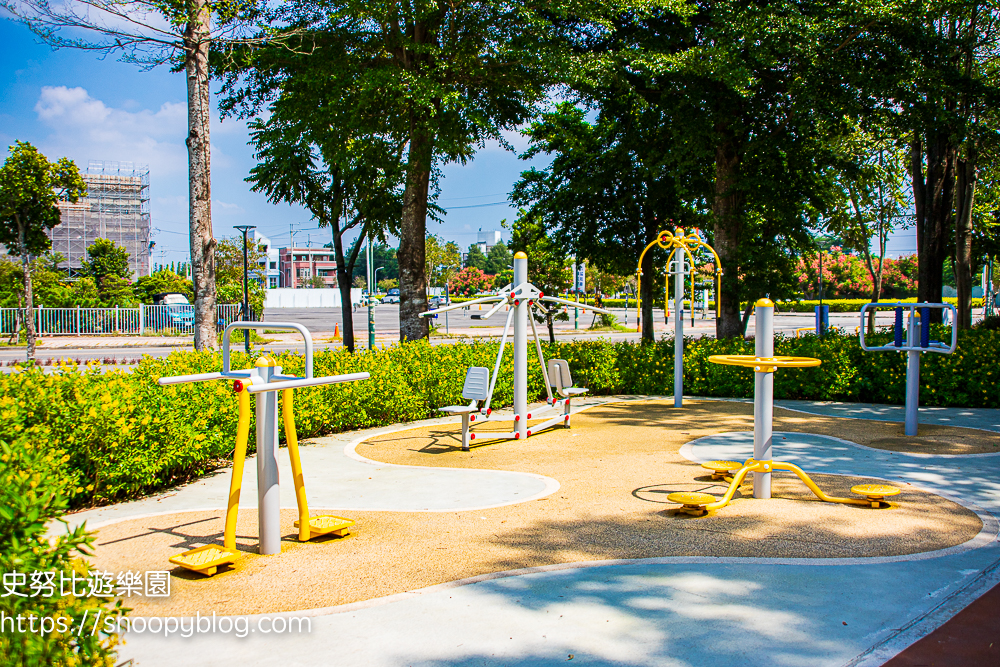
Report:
700,460,743,480
169,545,240,577
851,483,901,508
294,515,355,540
667,492,716,516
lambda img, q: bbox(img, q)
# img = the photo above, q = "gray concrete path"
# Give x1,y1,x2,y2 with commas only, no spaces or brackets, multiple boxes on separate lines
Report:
103,401,1000,667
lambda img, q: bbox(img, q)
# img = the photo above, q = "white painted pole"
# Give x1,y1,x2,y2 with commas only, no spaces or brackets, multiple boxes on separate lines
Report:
513,252,528,439
255,359,281,555
673,250,684,407
753,298,774,499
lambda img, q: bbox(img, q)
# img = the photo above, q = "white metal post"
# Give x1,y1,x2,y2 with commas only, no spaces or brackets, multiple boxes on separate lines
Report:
754,299,774,499
255,361,282,555
673,251,684,407
513,252,528,439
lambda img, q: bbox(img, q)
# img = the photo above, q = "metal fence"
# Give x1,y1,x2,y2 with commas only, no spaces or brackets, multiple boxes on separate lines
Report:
0,304,244,337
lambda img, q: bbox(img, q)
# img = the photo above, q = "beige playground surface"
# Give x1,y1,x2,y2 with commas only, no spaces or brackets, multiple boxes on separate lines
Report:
91,399,992,617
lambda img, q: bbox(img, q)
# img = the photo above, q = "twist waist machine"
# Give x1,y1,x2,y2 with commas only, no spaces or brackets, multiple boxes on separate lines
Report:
157,322,369,576
859,302,957,436
423,252,613,447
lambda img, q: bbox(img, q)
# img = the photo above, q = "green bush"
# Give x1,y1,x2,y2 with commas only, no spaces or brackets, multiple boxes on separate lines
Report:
0,440,127,666
1,330,998,509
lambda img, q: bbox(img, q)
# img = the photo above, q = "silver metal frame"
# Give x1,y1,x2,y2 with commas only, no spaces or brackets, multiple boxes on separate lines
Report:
858,302,958,436
156,321,369,554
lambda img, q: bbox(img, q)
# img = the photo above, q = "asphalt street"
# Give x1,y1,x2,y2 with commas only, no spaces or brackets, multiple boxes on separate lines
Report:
0,304,961,366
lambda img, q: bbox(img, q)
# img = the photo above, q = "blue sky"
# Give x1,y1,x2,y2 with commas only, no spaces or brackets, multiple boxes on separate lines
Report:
0,18,539,267
1,16,915,266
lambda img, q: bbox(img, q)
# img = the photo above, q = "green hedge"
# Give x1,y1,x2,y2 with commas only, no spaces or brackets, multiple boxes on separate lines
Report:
0,439,127,665
1,330,997,509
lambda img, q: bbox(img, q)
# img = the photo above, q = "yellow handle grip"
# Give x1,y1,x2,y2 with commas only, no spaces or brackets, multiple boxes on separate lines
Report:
224,387,252,550
283,389,311,540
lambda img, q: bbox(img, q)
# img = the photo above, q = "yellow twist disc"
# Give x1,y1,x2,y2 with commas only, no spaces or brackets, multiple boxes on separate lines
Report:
667,492,716,507
708,355,821,372
851,484,901,498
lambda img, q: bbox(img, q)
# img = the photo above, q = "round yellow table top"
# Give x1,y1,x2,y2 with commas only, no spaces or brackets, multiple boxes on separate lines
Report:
667,492,717,506
708,355,821,371
851,484,902,498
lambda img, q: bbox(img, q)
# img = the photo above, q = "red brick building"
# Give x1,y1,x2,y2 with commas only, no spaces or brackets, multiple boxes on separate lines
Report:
279,247,338,288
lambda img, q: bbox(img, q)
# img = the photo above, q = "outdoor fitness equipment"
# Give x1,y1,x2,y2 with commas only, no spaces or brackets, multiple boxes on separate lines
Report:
666,298,900,515
423,252,613,448
859,302,958,436
635,228,722,407
157,322,369,576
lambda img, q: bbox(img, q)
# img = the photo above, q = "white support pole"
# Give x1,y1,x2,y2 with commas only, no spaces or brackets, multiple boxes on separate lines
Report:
255,361,281,555
513,252,528,439
753,298,774,499
673,250,684,407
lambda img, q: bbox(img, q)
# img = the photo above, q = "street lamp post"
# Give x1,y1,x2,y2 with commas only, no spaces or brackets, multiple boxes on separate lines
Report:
234,225,256,353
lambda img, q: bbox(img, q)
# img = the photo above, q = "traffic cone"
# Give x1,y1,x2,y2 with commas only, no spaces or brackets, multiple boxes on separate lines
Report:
334,323,340,338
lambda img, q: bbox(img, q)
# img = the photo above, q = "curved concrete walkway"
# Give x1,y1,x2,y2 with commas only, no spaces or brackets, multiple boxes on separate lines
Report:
108,400,1000,667
776,399,1000,433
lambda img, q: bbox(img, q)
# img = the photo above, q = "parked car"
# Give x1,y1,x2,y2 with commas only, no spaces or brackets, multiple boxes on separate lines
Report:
383,288,400,304
150,292,194,330
428,296,451,310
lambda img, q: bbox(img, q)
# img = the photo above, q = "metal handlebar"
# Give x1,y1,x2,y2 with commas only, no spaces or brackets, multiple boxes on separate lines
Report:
246,372,370,394
223,322,313,378
859,302,958,354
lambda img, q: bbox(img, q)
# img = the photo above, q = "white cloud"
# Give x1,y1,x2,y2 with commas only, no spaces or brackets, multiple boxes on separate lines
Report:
213,199,245,214
35,85,187,176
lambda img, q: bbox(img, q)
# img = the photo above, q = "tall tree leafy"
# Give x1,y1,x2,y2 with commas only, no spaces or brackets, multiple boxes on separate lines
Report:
220,0,557,341
247,100,404,352
5,0,301,349
0,142,85,360
512,100,708,341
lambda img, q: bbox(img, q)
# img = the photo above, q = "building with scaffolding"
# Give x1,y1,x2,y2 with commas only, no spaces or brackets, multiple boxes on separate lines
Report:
52,161,152,277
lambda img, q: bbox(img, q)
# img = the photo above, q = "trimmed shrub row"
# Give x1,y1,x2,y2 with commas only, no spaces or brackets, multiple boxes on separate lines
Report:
1,330,997,509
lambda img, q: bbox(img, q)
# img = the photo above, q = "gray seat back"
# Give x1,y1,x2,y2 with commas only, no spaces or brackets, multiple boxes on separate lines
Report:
547,359,572,392
462,367,490,402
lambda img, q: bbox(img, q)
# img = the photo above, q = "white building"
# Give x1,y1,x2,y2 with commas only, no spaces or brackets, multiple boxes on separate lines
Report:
252,231,282,288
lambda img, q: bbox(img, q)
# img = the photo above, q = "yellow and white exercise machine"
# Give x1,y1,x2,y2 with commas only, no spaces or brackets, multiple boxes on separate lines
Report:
423,252,613,448
636,228,722,407
667,298,901,515
157,322,369,576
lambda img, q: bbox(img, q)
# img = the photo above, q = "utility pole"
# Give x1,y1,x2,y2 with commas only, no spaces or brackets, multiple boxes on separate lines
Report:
234,225,256,353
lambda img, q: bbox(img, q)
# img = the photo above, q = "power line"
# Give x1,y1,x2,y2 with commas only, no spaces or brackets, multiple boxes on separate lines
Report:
443,201,511,210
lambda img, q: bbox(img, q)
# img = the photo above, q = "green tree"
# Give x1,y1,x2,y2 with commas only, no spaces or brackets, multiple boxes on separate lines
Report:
215,237,266,318
246,95,405,352
511,100,706,341
79,238,137,307
825,130,910,332
219,0,558,342
483,241,513,277
134,269,195,305
80,238,132,282
0,142,85,359
465,243,487,270
511,216,571,342
424,235,461,290
4,0,308,350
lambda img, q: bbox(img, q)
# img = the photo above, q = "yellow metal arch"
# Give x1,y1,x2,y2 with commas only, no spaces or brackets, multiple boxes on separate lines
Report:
635,228,723,331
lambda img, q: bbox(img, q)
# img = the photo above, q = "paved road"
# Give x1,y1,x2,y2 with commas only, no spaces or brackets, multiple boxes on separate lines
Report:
1,305,982,366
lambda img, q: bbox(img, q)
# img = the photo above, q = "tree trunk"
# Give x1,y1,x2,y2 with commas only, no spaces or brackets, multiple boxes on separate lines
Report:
639,220,659,342
185,2,217,351
332,220,364,353
546,311,555,344
955,155,976,329
398,129,434,342
712,131,744,338
914,132,954,321
16,217,37,361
